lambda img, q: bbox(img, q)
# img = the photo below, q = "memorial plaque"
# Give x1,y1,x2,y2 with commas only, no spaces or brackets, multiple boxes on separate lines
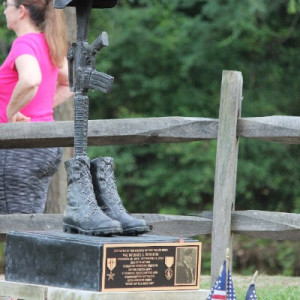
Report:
102,242,202,291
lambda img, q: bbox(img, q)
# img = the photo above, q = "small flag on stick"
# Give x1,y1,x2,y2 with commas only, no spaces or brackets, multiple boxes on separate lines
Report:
226,269,237,300
245,270,258,300
225,248,236,300
206,250,236,300
206,260,227,300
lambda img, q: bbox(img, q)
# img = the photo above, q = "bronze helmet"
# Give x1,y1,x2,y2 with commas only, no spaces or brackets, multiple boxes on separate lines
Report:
54,0,118,9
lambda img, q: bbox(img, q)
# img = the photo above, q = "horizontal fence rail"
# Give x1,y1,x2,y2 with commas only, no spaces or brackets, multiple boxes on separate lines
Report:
0,117,218,148
238,116,300,144
1,211,299,242
0,115,299,149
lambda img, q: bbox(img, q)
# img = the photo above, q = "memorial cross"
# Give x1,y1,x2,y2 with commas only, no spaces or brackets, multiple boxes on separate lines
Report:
54,0,118,157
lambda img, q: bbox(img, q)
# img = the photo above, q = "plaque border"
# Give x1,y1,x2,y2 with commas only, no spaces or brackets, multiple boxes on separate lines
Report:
102,241,202,292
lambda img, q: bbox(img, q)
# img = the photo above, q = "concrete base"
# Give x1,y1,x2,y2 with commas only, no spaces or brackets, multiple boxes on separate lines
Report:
5,230,200,292
0,280,210,300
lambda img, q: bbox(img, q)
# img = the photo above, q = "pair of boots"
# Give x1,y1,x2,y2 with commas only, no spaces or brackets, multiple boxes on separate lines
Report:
63,156,150,236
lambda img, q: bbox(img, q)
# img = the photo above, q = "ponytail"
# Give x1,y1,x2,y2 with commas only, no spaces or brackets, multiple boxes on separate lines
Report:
44,2,68,67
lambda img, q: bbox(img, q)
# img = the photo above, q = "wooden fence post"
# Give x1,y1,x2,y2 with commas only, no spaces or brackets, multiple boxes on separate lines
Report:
211,70,243,283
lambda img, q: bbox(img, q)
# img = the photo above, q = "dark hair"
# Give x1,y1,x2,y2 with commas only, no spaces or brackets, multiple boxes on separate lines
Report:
184,248,193,256
15,0,68,67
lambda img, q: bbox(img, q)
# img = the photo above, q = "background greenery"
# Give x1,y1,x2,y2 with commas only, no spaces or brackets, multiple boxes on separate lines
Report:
87,0,300,215
0,0,299,276
88,0,300,276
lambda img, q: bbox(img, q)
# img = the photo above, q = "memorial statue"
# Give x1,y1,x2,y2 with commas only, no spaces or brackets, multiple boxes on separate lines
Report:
54,0,150,236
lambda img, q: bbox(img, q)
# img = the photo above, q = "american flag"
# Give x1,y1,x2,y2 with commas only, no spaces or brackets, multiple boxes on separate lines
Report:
245,283,258,300
226,269,237,300
206,260,227,300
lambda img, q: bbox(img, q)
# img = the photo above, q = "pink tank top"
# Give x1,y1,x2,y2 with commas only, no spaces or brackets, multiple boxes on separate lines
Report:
0,33,59,123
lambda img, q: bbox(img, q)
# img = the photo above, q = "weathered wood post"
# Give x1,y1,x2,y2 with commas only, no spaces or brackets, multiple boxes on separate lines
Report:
211,70,243,283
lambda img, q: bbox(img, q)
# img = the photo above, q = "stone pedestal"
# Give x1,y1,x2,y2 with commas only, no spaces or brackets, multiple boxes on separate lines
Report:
5,231,201,292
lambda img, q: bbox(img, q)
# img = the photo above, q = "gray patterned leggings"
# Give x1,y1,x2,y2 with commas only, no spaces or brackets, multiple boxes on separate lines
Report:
0,147,63,214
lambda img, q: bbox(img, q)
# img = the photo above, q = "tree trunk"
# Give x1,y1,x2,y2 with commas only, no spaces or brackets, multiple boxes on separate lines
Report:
45,7,76,213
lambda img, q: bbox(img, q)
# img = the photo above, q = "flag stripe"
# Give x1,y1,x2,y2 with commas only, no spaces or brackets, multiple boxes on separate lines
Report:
213,291,226,296
212,295,226,299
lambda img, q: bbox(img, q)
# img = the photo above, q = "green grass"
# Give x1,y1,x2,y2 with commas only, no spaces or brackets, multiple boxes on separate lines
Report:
200,275,300,300
0,243,4,274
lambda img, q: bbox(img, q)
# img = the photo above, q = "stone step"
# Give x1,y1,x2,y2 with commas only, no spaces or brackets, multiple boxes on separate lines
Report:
0,280,209,300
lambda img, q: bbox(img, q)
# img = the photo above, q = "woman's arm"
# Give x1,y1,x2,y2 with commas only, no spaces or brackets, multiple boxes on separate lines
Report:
53,57,74,108
6,54,42,122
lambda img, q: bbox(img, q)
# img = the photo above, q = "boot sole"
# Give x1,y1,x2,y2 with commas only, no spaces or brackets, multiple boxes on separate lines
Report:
63,223,122,236
121,225,151,236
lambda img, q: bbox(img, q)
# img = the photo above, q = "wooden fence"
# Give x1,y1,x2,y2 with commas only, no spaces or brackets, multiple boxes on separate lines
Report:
0,70,299,283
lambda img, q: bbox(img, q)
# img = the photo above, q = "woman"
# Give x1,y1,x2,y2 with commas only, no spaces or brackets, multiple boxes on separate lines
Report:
0,0,73,213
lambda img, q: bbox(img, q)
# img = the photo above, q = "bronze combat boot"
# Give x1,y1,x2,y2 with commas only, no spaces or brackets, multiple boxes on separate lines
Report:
90,157,150,235
63,156,122,235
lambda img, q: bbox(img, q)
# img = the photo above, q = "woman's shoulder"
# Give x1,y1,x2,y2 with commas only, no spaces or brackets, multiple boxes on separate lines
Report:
12,33,47,55
14,33,44,44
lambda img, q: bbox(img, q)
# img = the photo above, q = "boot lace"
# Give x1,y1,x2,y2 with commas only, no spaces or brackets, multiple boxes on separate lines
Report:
80,162,100,218
102,162,126,212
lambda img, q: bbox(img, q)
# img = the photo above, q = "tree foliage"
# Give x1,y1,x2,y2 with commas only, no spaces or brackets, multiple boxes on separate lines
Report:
87,0,300,217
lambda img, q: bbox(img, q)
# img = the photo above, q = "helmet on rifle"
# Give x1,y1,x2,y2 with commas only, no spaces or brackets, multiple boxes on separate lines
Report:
54,0,118,9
